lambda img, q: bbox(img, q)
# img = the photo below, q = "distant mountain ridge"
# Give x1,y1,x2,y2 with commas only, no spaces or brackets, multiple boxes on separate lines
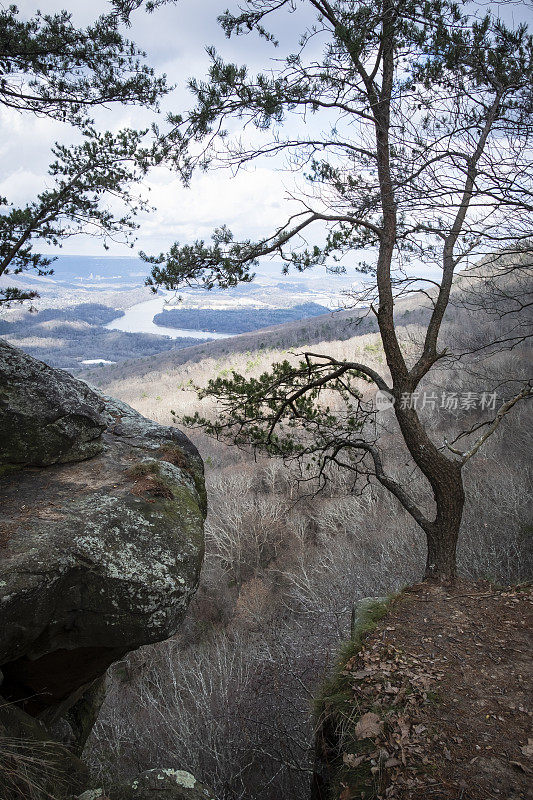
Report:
38,255,148,282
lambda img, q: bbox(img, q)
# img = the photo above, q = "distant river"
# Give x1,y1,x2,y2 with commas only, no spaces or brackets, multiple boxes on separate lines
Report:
104,293,230,340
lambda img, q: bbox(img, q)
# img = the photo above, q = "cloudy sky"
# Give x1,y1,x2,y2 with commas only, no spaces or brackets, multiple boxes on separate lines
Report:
1,1,530,261
1,0,326,258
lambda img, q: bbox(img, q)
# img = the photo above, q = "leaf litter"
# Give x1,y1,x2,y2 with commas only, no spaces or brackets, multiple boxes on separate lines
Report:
335,582,532,800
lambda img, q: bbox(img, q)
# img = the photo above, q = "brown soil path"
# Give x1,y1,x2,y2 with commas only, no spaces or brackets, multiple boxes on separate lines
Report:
334,582,532,799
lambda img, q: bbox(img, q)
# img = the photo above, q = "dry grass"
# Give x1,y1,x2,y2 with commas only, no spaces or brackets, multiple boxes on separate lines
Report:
126,462,175,499
0,736,69,800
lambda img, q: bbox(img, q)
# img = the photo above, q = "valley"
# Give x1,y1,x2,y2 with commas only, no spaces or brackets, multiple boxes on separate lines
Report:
0,255,362,371
80,265,532,800
2,253,531,800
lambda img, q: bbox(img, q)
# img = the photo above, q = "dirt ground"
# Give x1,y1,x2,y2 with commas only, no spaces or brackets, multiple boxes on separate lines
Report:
337,582,533,800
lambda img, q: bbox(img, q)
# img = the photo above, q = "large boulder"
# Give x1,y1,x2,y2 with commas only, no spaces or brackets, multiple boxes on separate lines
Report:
0,339,107,467
0,342,206,723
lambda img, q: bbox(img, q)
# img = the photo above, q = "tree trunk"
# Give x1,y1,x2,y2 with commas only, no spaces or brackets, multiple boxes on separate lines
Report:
392,404,465,582
425,523,460,581
423,464,465,582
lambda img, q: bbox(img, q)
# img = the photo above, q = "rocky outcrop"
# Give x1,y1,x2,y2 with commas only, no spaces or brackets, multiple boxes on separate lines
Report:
60,675,107,757
0,340,207,796
0,339,107,467
79,768,216,800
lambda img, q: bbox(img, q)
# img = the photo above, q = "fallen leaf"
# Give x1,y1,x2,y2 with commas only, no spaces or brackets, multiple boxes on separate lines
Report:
397,716,411,741
343,753,366,768
520,739,533,758
510,760,532,775
385,757,401,768
355,712,383,739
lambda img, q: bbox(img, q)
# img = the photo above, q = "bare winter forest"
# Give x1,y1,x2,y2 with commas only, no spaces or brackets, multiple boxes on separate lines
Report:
1,1,532,798
83,274,532,800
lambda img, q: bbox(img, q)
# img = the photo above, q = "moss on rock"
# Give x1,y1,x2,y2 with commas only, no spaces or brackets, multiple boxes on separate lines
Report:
312,596,393,800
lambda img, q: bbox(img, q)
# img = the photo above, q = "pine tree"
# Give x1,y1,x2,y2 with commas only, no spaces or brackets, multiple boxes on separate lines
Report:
147,0,533,580
0,2,167,304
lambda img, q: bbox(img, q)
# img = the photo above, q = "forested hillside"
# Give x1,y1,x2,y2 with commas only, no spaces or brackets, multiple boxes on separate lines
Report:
82,274,532,799
1,0,531,798
153,302,330,334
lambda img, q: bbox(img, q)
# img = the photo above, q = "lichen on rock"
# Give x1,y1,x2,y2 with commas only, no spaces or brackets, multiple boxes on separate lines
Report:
105,767,216,800
0,342,206,732
0,339,107,466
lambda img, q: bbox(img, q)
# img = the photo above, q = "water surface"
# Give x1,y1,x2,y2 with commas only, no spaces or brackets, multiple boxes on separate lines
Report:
104,294,230,340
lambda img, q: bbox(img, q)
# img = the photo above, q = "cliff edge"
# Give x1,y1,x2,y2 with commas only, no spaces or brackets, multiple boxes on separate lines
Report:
0,340,209,799
313,583,532,800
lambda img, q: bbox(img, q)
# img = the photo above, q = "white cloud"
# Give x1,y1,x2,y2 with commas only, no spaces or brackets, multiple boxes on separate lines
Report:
0,1,328,257
136,165,302,252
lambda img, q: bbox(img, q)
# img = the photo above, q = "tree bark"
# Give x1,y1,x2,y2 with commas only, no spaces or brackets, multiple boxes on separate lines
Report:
424,469,465,581
425,524,460,581
393,404,465,582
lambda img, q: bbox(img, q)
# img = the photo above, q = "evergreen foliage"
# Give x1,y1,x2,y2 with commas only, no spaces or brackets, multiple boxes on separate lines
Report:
0,2,167,303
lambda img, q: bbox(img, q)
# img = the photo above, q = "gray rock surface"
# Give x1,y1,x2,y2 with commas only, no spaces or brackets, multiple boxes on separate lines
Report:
0,339,107,466
49,676,108,756
0,343,206,721
79,769,215,800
